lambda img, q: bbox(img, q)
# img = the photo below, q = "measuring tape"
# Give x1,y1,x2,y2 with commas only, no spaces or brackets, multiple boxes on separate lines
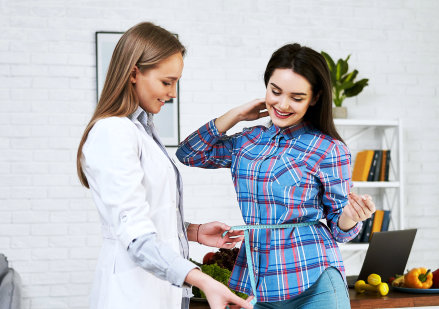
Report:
223,221,319,306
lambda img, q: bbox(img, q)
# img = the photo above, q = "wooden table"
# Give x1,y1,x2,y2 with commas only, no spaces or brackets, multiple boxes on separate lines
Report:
349,288,439,308
189,288,439,308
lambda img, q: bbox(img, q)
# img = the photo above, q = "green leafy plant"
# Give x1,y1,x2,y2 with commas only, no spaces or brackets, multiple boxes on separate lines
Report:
191,263,248,299
190,250,248,300
321,51,369,107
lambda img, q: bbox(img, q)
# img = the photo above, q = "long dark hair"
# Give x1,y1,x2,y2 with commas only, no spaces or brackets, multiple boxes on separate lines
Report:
264,43,344,144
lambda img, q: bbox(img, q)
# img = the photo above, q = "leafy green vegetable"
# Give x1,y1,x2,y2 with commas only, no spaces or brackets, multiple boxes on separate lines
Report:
191,262,247,299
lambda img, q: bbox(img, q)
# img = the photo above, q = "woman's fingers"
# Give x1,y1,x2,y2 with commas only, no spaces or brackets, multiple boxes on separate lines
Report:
348,193,374,220
226,229,244,235
227,294,254,309
361,194,376,213
220,236,243,249
220,243,236,249
357,194,375,216
254,98,265,105
348,195,365,219
258,111,269,118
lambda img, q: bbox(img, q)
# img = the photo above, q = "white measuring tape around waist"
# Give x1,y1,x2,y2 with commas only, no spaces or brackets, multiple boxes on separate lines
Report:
222,221,319,305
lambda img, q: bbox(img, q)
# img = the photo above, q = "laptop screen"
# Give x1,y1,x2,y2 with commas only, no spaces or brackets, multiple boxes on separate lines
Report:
357,229,417,283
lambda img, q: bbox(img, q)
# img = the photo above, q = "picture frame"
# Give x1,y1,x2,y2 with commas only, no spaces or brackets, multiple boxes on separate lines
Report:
95,31,180,147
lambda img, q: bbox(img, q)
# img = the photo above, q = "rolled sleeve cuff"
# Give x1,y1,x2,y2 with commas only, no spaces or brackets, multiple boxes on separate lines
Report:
167,256,199,288
118,219,157,249
333,219,363,243
204,119,225,138
208,118,223,134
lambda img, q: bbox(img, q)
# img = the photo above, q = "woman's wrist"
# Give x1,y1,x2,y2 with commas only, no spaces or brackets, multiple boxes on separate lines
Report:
215,107,242,133
187,223,202,244
338,212,357,231
185,268,211,290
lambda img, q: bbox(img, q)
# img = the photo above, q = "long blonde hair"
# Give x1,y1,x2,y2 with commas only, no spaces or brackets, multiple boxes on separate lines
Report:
77,22,186,188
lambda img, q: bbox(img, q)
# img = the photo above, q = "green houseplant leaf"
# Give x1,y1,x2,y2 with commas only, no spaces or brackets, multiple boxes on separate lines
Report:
321,51,337,84
345,78,369,97
320,51,369,107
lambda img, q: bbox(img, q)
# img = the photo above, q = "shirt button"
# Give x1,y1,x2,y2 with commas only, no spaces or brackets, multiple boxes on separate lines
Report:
255,268,258,273
254,247,258,252
179,232,184,238
120,213,128,223
255,222,259,225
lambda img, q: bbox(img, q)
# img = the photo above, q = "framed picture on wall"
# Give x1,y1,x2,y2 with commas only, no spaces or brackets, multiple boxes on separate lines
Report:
95,31,181,147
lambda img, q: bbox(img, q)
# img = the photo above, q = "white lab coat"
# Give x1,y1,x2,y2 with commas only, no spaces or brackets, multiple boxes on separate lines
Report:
82,116,183,309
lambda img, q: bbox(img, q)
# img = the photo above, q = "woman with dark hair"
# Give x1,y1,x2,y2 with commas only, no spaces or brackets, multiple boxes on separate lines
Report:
77,22,253,309
177,43,376,308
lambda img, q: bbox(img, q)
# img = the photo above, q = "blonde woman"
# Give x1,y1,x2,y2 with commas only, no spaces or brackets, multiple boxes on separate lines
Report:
77,22,253,309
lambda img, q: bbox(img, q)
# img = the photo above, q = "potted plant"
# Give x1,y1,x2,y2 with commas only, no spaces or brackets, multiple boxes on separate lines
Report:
321,51,369,118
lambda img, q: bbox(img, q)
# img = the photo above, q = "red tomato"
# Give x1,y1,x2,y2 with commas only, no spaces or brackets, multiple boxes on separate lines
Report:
202,252,215,264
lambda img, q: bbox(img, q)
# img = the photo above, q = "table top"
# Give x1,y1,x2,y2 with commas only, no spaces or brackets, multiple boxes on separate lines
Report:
349,288,439,308
189,288,439,309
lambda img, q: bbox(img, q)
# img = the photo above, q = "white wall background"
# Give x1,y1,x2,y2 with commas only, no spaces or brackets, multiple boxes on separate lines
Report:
1,0,438,308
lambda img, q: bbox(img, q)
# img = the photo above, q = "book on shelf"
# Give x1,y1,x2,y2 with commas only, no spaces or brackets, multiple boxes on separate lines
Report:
383,150,391,181
350,220,367,243
369,209,384,241
352,150,375,181
379,150,387,181
352,149,391,182
367,150,380,181
360,213,375,243
373,150,383,181
348,210,392,244
381,210,391,232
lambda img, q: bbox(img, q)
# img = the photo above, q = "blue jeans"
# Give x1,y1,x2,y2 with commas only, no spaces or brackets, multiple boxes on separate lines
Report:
254,267,350,309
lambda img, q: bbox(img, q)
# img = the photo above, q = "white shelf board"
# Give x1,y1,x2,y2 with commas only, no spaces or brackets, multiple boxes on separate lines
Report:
353,181,400,188
338,243,369,251
334,119,399,127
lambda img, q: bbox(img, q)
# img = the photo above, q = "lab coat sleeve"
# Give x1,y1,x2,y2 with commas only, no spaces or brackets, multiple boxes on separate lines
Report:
82,117,157,248
128,233,197,287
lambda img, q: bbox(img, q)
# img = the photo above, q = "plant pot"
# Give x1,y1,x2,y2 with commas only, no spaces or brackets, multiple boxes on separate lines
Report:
333,106,347,119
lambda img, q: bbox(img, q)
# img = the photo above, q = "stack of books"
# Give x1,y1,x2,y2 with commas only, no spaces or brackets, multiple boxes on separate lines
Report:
350,210,391,243
352,150,391,181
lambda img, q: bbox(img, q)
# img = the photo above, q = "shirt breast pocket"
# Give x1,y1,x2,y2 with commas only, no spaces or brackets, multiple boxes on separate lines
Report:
271,159,306,187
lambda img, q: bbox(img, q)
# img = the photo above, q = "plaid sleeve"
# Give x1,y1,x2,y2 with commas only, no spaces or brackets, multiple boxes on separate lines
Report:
176,119,235,169
319,141,362,242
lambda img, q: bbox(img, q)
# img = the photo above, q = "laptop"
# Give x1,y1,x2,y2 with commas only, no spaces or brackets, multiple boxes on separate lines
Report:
346,229,417,288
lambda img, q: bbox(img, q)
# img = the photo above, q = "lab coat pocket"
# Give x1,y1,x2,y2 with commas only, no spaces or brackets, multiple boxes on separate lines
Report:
107,243,159,308
108,265,161,308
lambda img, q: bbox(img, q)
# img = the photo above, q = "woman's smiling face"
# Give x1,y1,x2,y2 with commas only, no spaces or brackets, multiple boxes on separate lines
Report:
131,52,184,114
265,68,316,128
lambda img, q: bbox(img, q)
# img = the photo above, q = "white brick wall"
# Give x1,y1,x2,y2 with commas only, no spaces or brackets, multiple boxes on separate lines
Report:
1,0,438,307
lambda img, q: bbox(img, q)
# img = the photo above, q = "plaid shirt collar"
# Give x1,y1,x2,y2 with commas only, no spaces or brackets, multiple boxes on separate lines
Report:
266,120,311,140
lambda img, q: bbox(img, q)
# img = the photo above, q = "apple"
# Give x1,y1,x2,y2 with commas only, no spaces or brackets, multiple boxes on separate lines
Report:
202,252,215,265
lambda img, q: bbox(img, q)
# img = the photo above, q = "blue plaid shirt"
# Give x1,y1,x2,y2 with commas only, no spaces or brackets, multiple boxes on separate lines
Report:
176,120,362,302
